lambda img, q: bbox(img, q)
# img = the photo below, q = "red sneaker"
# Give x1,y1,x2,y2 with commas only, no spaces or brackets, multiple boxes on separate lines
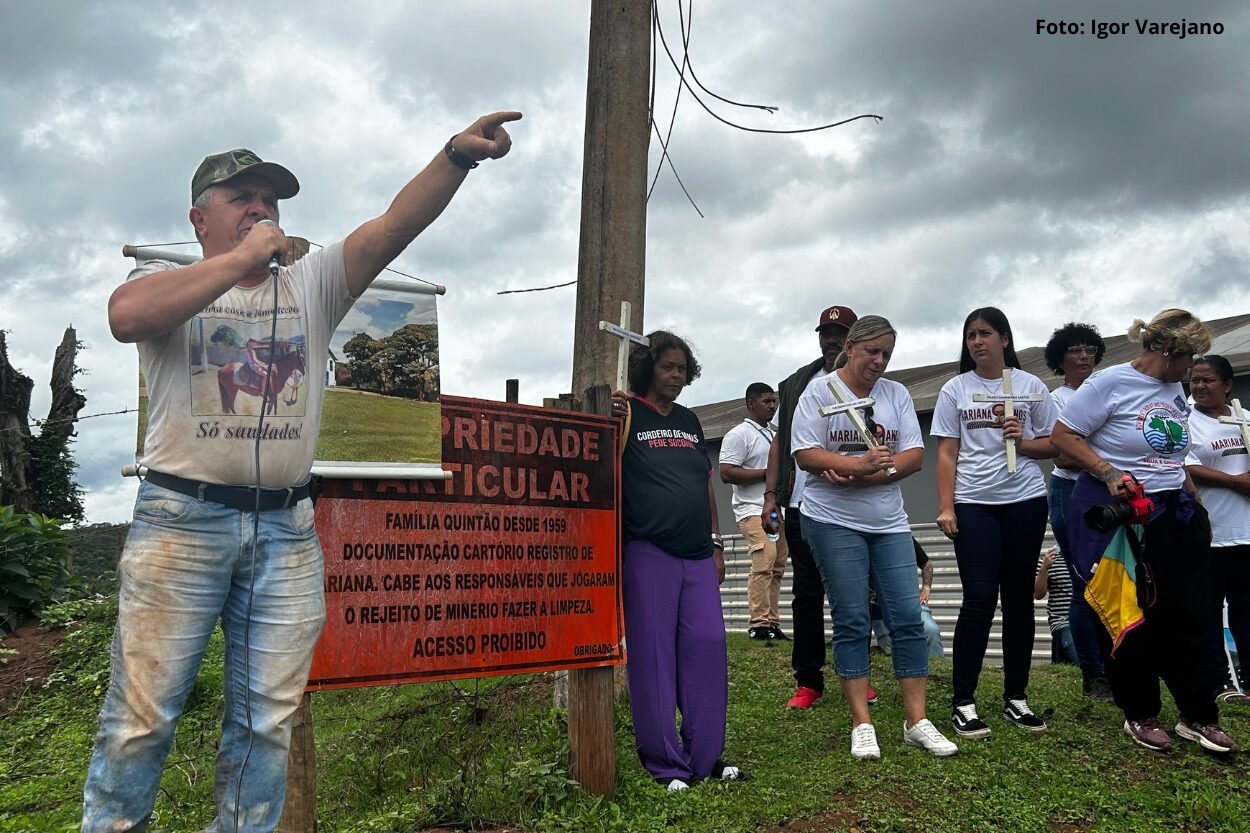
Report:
786,686,823,710
867,685,879,705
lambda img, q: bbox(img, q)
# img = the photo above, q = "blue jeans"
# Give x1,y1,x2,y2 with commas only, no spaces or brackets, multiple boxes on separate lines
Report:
801,517,928,679
1056,626,1080,665
82,480,326,833
1049,475,1105,677
873,603,945,659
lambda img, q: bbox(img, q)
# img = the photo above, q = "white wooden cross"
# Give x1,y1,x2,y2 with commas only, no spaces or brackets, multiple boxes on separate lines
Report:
1218,398,1250,455
972,369,1044,473
597,301,649,392
819,377,897,477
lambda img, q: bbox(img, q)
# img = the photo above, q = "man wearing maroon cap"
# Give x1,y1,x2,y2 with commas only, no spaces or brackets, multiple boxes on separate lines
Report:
762,304,858,709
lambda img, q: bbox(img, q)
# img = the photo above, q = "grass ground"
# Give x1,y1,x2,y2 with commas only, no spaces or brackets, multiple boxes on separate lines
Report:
2,599,1248,832
316,389,440,463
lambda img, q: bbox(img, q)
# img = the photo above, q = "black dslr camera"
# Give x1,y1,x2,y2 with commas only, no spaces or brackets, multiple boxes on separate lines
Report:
1083,475,1155,533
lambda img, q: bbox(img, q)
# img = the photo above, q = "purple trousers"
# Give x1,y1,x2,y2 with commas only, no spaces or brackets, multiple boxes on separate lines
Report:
622,540,728,781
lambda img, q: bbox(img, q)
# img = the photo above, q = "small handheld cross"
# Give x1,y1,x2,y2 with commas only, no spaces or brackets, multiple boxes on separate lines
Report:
819,377,897,477
971,369,1044,473
1218,398,1250,455
597,301,649,392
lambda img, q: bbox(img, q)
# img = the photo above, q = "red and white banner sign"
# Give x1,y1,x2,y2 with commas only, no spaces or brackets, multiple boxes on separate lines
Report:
307,396,623,690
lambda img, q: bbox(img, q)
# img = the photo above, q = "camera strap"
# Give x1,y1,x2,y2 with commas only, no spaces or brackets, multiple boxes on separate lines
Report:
1122,525,1157,610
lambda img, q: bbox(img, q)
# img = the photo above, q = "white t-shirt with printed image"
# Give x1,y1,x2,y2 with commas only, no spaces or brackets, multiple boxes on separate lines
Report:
719,418,776,522
1057,363,1190,494
930,368,1057,504
1185,408,1250,546
132,242,354,487
792,372,923,534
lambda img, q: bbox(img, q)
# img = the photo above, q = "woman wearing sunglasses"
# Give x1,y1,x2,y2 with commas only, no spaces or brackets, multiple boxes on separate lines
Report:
792,315,958,760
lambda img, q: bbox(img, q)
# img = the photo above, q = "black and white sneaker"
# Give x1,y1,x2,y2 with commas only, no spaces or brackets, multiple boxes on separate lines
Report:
747,627,771,642
1003,698,1047,732
951,703,992,739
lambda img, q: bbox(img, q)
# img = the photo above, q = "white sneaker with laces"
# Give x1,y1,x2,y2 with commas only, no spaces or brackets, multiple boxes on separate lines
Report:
850,722,881,760
666,778,689,792
904,718,959,757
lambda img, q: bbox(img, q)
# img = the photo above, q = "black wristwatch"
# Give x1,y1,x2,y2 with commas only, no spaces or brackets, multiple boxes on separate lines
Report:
444,136,479,171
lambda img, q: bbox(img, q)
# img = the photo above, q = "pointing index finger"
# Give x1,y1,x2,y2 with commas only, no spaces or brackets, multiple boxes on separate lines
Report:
481,111,523,131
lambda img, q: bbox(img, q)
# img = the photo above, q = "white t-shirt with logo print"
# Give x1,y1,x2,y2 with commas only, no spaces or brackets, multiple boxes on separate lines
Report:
930,368,1058,505
1057,363,1191,494
1184,408,1250,546
791,372,923,534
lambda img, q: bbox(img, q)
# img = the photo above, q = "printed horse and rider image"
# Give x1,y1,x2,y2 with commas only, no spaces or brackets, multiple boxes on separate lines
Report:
191,318,308,418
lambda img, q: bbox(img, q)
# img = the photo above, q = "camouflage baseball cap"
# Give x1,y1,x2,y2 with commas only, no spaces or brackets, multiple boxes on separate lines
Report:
190,148,300,204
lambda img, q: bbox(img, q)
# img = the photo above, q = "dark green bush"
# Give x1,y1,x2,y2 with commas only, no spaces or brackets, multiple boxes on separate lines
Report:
0,505,73,631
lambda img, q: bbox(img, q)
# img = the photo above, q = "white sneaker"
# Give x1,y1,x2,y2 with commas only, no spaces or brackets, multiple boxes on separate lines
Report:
666,778,689,792
904,718,959,757
850,722,881,760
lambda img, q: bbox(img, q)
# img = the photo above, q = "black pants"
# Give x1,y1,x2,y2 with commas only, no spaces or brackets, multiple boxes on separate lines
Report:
1107,503,1218,724
951,497,1048,705
1208,544,1250,691
786,506,828,692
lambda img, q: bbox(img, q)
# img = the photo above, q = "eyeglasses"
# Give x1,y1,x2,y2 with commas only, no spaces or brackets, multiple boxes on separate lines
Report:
1065,346,1098,356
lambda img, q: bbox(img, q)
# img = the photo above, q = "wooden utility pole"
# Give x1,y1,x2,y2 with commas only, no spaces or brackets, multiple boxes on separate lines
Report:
566,0,652,799
276,695,317,833
571,0,652,405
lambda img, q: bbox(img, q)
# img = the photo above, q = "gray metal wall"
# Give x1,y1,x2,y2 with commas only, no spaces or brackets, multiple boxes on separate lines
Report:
707,413,945,536
718,522,1059,664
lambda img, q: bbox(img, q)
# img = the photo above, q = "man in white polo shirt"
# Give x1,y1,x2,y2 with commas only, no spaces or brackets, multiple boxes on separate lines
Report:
720,383,788,641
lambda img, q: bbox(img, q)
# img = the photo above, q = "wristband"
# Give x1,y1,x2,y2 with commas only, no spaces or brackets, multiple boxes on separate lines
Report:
763,489,777,496
711,534,724,550
444,136,479,171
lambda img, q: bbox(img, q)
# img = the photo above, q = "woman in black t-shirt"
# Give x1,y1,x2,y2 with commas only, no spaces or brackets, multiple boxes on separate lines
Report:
620,331,737,791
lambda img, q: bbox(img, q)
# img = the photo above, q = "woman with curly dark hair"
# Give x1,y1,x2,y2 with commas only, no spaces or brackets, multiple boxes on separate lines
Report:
619,331,738,790
1043,322,1112,698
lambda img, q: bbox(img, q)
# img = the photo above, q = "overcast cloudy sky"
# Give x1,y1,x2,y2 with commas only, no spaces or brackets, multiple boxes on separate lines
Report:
2,1,1247,523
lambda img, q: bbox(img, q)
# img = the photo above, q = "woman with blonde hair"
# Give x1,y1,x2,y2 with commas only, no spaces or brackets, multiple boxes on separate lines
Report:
1053,309,1239,753
792,315,958,760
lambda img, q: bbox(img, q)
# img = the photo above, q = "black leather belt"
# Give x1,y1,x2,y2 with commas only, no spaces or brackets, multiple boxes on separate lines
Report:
145,469,310,512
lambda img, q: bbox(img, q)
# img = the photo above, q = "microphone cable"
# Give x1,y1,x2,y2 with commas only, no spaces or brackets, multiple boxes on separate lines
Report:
233,225,283,833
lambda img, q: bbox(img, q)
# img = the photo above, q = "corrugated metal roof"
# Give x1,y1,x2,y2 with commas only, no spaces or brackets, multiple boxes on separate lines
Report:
693,313,1250,441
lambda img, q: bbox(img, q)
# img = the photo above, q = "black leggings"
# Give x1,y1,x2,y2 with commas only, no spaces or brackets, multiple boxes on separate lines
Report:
951,496,1048,705
950,495,1050,705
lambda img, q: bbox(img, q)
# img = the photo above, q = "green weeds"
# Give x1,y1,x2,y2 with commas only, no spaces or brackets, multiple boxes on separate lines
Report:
2,612,1248,832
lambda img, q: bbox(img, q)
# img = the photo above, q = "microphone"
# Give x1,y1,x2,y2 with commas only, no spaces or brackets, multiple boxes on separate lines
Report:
256,219,281,277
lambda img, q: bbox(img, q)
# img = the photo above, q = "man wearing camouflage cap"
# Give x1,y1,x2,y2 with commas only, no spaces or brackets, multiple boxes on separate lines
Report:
83,112,521,833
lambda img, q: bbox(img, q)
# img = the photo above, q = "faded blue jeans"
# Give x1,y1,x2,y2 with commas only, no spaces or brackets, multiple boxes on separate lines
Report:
801,517,929,680
872,603,945,659
82,480,325,833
